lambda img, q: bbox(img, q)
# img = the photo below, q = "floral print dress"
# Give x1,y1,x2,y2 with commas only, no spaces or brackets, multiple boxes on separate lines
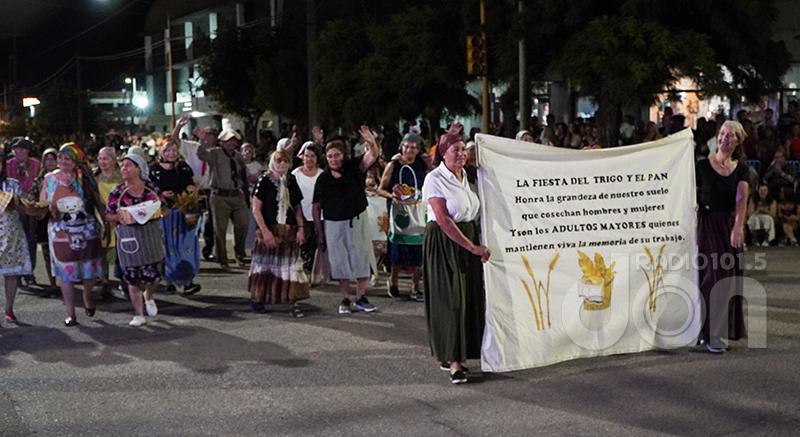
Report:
106,182,166,287
0,179,32,276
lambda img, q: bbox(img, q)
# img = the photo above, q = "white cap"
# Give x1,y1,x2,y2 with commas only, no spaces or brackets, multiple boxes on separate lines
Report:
218,129,242,141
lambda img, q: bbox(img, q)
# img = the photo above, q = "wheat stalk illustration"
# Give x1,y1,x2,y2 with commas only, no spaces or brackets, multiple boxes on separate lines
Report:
643,244,667,312
521,253,560,331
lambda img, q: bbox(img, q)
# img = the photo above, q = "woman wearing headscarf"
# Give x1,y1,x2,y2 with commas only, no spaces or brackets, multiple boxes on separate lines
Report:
39,143,105,326
422,126,490,384
28,148,59,290
378,132,427,301
696,121,749,353
149,140,202,295
93,146,124,296
105,153,166,327
248,149,309,317
312,127,380,314
0,154,32,324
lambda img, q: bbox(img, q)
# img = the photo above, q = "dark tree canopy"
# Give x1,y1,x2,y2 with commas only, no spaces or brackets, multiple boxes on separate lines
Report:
516,0,791,146
316,6,478,131
33,79,102,139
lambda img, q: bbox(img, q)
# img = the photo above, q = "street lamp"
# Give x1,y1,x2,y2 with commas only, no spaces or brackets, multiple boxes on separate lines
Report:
126,77,149,108
100,0,174,127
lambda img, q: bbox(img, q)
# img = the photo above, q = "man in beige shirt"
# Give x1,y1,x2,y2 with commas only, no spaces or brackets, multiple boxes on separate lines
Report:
196,128,249,269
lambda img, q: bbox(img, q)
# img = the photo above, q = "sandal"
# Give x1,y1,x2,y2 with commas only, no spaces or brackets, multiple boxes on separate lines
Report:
289,305,305,318
64,317,78,327
85,307,96,318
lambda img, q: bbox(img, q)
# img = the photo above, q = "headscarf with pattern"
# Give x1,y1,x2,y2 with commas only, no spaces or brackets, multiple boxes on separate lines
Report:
59,142,101,211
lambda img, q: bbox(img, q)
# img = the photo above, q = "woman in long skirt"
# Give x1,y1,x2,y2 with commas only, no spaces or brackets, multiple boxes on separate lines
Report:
248,149,309,317
149,140,201,294
422,124,490,384
696,121,749,353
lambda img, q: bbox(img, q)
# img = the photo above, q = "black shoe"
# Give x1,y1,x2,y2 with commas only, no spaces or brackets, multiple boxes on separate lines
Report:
440,362,469,372
250,299,267,313
183,283,202,295
450,370,467,384
387,285,400,298
165,284,177,294
203,252,215,261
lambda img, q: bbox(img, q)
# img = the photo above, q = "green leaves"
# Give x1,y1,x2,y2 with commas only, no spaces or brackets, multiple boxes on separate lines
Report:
316,6,478,130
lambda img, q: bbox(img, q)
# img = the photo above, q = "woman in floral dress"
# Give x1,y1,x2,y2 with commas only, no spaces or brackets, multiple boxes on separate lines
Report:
105,154,166,327
0,154,32,324
39,143,104,326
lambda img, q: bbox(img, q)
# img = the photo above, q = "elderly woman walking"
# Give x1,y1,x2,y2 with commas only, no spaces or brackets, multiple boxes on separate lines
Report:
0,154,32,324
105,154,166,327
39,143,105,326
248,149,309,317
150,140,202,295
93,147,124,296
423,128,490,384
28,148,59,290
312,127,380,314
378,132,427,301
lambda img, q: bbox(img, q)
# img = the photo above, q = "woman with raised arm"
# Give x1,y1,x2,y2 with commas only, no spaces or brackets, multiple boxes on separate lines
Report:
149,139,202,295
312,127,380,314
422,123,490,384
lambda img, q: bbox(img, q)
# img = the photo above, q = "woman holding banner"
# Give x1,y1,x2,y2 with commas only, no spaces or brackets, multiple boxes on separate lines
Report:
696,121,749,353
422,126,490,384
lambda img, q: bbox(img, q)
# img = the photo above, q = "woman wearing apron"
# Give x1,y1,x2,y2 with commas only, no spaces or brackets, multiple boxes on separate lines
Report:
105,154,166,327
39,143,104,326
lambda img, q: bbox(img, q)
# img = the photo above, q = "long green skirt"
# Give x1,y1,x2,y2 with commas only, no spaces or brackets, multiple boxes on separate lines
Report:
423,220,485,363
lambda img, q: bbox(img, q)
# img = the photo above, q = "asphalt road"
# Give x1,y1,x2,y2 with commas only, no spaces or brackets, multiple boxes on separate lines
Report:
1,245,799,437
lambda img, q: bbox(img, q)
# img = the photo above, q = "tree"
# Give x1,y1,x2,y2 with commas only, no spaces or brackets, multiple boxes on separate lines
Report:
33,79,102,139
518,0,791,147
316,6,479,132
195,23,269,142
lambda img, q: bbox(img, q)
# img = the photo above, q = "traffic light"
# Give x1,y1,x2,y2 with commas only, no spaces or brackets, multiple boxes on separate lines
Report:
466,34,487,76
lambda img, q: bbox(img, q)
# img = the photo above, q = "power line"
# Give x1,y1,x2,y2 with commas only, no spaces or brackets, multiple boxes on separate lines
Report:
21,0,139,62
24,56,77,93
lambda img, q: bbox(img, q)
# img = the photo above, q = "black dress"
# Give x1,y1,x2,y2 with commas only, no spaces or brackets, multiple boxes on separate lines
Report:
695,158,749,347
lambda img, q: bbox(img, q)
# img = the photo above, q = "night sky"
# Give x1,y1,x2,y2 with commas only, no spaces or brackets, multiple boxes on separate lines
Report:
0,0,151,96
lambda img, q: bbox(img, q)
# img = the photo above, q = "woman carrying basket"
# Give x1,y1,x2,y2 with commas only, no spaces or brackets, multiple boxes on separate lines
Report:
378,132,427,301
149,139,202,295
105,154,166,327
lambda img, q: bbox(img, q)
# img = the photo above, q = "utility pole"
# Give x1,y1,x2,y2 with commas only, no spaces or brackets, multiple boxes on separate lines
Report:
306,0,319,128
518,1,529,131
76,55,83,140
480,1,489,134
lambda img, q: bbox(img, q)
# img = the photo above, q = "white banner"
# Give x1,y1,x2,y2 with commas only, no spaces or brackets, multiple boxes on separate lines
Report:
476,129,700,372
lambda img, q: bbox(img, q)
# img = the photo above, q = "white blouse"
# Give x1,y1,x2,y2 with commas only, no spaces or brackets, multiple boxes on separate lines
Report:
422,163,480,223
291,166,322,221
